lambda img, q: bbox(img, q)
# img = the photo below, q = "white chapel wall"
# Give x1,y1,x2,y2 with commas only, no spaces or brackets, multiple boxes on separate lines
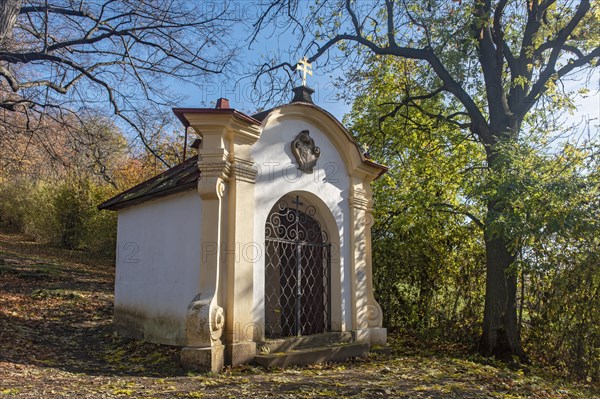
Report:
251,108,353,339
114,190,202,346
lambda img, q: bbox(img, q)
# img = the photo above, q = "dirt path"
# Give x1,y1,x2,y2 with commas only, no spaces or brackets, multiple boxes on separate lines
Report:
0,229,597,398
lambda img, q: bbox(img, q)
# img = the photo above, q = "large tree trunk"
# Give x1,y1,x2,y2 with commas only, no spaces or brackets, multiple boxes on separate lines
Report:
0,0,22,48
479,202,526,361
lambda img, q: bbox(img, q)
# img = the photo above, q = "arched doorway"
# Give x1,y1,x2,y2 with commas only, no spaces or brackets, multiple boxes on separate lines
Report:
264,195,331,339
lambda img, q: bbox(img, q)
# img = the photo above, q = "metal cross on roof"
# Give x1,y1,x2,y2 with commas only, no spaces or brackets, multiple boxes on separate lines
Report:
297,57,313,87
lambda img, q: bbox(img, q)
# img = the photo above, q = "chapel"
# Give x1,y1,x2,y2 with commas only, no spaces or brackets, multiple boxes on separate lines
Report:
99,83,388,371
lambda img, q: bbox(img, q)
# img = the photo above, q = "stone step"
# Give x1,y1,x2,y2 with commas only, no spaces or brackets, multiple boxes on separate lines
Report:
257,331,354,353
253,341,369,368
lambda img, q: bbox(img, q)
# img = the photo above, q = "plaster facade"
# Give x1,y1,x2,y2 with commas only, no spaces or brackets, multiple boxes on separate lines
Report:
113,191,202,346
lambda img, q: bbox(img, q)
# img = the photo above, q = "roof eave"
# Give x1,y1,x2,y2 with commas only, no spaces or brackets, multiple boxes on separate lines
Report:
98,181,198,211
172,108,261,128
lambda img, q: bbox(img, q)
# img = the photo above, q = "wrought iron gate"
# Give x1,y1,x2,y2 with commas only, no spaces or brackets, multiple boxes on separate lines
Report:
264,196,331,339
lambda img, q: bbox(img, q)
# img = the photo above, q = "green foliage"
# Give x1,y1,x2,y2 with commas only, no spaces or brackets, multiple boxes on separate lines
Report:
0,178,35,228
345,55,599,381
509,140,600,381
344,55,487,341
0,177,117,257
83,184,118,258
53,180,92,249
527,252,600,382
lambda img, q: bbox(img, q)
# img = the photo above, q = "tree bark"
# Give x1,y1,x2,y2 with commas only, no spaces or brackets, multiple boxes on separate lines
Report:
479,202,526,361
0,0,22,49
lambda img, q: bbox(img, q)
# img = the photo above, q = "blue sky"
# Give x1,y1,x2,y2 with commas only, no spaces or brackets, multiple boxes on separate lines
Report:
171,0,352,120
178,66,349,120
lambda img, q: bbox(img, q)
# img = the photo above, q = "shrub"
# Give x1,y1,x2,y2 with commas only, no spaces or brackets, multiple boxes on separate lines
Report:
0,177,117,258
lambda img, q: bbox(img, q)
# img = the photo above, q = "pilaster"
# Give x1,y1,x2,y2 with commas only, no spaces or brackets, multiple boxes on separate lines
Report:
348,176,386,346
178,109,261,371
224,129,260,366
181,128,230,372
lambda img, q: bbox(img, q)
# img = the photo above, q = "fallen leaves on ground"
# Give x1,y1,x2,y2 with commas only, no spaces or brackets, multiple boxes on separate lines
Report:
0,229,597,398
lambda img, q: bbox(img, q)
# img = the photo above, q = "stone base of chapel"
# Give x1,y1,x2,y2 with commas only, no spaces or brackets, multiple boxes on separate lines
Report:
225,341,257,366
368,327,387,346
181,344,224,372
352,327,388,347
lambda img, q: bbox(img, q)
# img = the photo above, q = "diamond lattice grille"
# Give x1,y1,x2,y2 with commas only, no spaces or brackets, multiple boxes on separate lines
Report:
264,197,331,339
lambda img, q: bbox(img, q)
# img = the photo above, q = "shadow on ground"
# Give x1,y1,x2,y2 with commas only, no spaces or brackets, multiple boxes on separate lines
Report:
0,231,186,378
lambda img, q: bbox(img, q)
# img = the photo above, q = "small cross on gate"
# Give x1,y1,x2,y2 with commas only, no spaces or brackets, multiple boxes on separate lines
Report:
291,195,304,209
297,57,313,87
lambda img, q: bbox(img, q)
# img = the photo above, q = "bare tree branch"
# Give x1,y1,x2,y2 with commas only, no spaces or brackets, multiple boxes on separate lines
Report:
306,23,492,142
0,0,238,165
377,86,445,125
0,0,22,47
